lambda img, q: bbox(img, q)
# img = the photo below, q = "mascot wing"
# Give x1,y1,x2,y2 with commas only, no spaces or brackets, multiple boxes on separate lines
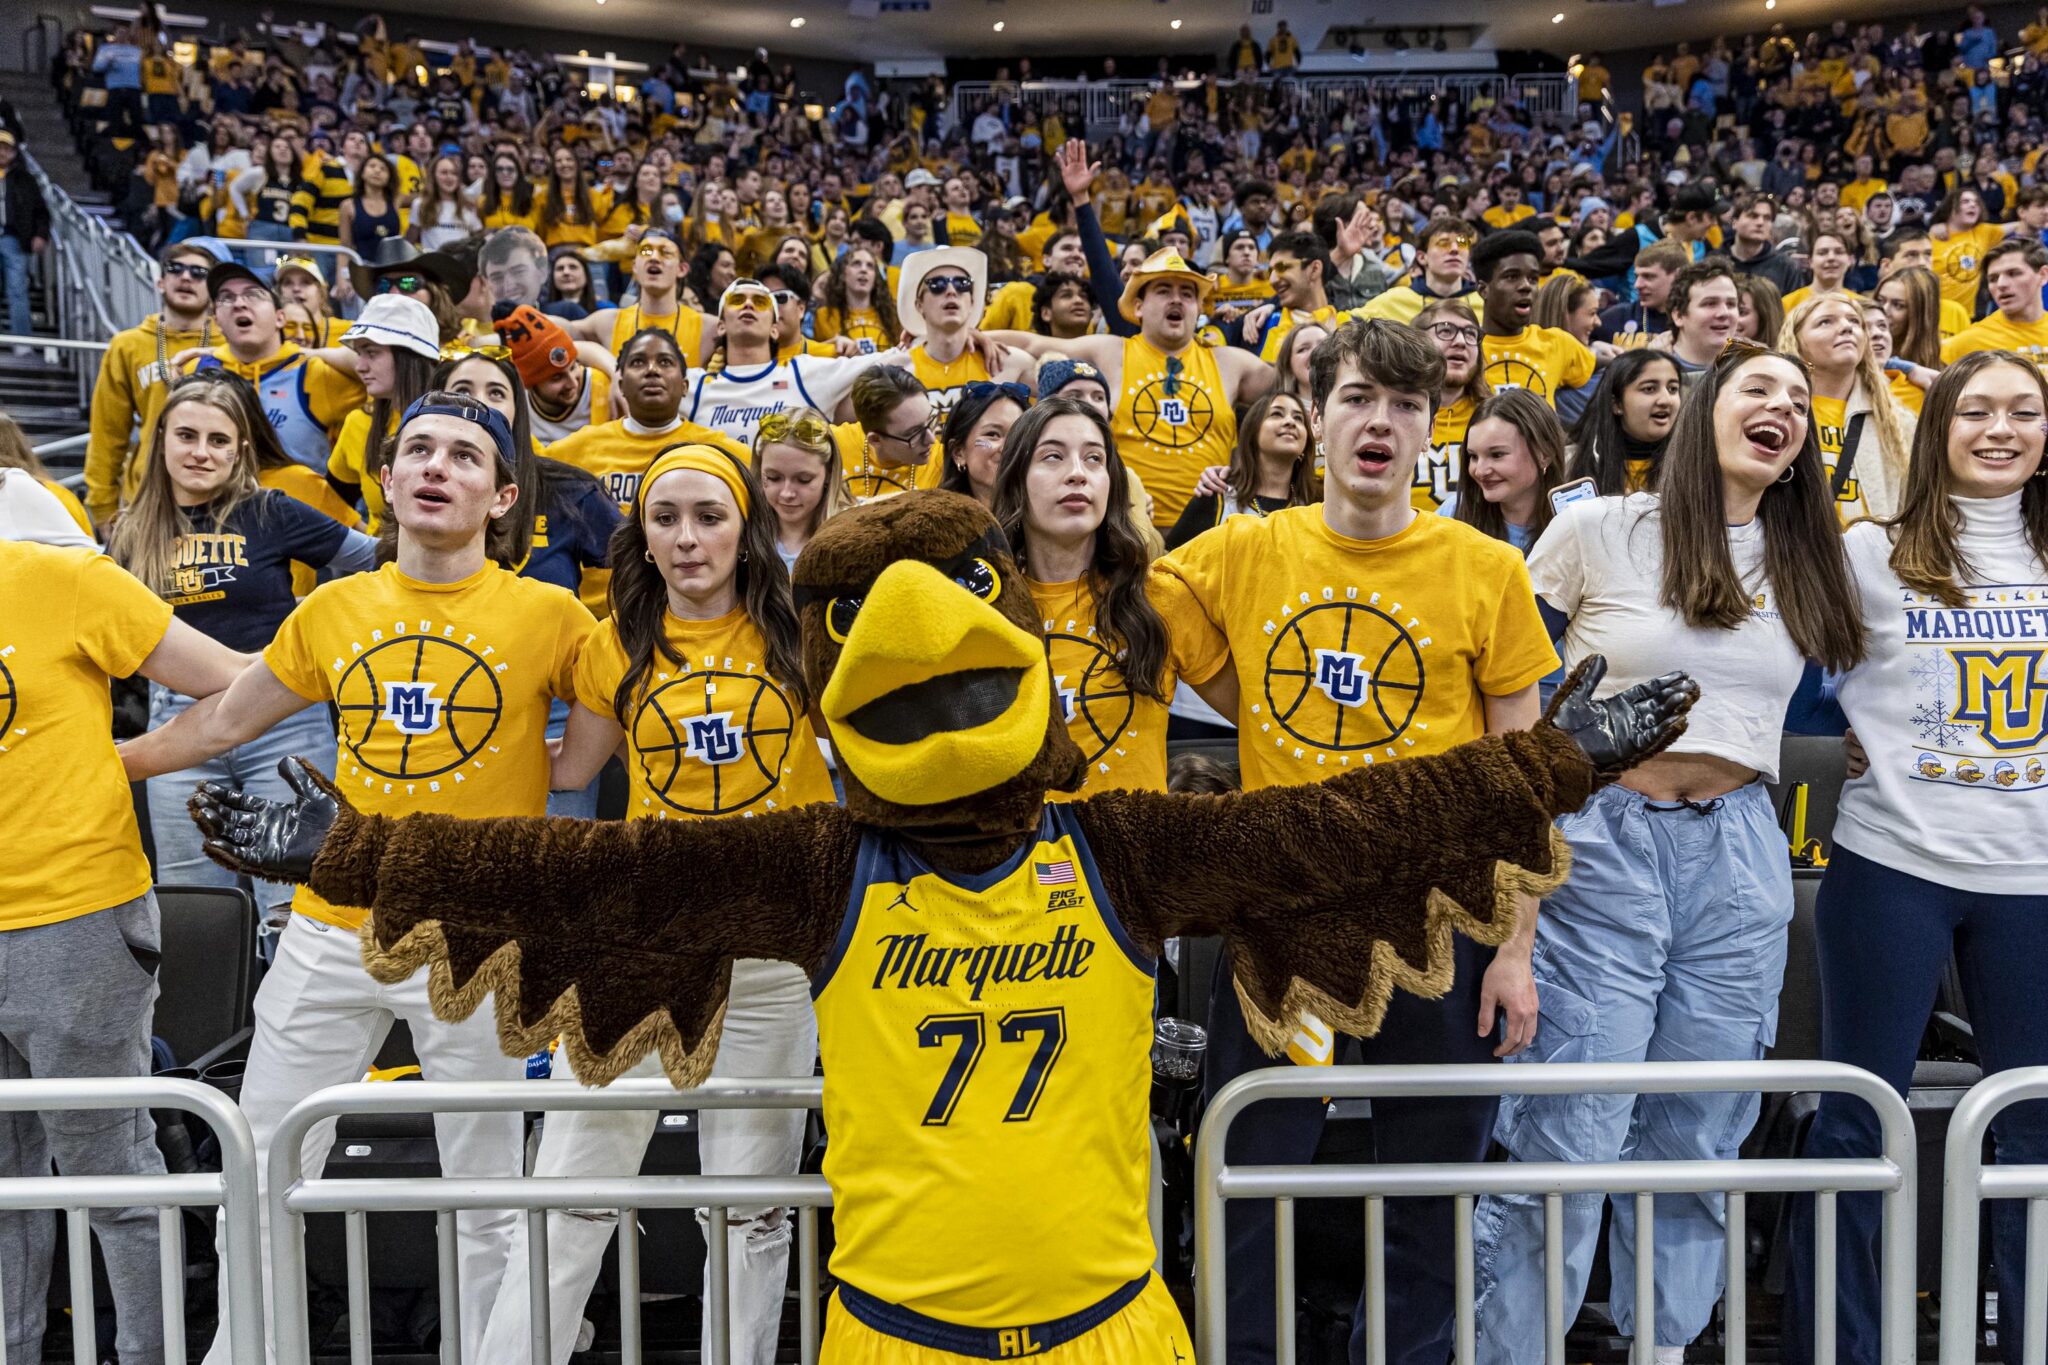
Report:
1074,724,1596,1057
309,804,861,1087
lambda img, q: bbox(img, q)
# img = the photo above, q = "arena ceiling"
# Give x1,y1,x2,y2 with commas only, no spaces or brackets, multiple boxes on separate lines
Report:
444,0,1937,69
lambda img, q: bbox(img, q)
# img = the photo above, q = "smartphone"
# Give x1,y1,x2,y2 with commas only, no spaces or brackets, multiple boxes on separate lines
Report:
1549,476,1599,515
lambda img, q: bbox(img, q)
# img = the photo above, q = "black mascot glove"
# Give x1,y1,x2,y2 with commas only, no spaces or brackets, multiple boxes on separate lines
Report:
188,757,338,882
1542,655,1700,780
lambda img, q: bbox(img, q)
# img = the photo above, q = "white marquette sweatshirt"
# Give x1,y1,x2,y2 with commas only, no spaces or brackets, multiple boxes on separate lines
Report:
1833,491,2048,894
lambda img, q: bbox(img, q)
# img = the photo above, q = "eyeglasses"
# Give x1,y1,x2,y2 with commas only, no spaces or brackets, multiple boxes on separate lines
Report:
163,261,211,281
215,287,273,307
756,411,834,446
375,274,428,295
1427,321,1481,345
877,414,935,447
921,274,975,296
963,381,1031,406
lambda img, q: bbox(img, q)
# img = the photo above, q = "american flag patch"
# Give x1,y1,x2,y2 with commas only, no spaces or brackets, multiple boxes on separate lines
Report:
1034,860,1076,887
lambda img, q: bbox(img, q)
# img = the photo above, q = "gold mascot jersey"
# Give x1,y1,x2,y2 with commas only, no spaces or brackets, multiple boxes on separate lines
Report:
812,805,1157,1334
1112,335,1237,529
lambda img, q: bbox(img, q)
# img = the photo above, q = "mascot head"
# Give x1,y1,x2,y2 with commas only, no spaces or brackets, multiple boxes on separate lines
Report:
793,491,1085,838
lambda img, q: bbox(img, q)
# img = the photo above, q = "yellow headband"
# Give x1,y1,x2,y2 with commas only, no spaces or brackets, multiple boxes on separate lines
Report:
639,443,751,519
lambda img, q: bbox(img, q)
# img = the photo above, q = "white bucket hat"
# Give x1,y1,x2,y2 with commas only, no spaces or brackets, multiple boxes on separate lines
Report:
896,247,988,339
340,294,441,361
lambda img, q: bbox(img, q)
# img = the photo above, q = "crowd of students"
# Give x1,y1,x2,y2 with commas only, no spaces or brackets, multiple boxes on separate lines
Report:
5,4,2048,1364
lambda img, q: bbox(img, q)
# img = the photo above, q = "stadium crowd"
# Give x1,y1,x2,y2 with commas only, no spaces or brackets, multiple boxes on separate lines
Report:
3,3,2048,1362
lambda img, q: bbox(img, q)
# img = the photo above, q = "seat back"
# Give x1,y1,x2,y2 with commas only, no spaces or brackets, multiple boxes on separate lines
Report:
1767,867,1824,1061
152,884,257,1068
1768,735,1849,853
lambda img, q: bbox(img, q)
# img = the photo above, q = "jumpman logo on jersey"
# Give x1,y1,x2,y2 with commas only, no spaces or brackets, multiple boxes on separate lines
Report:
886,887,921,914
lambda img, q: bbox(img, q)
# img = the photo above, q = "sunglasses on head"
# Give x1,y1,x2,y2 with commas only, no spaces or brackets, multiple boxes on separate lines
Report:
375,274,428,295
963,381,1030,406
756,411,833,446
442,342,513,361
921,274,975,296
163,260,211,281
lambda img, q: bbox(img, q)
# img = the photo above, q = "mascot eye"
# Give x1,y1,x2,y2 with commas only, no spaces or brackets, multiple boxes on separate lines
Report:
953,557,1000,601
827,596,863,643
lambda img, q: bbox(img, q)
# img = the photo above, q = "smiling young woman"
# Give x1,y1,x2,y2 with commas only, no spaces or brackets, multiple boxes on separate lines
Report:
1566,349,1683,494
1472,345,1864,1365
1778,292,1916,523
1787,351,2048,1365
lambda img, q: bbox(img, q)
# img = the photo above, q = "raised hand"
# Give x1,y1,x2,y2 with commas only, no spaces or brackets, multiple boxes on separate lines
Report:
1055,138,1099,203
189,757,341,882
1542,656,1698,779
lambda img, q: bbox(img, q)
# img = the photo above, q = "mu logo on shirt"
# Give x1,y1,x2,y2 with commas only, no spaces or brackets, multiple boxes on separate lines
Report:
681,710,746,765
1953,647,2048,750
381,680,443,735
1312,649,1370,707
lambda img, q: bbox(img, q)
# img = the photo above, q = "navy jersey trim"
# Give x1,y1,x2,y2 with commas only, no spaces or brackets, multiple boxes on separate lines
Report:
1050,805,1153,975
811,825,890,998
834,1274,1150,1358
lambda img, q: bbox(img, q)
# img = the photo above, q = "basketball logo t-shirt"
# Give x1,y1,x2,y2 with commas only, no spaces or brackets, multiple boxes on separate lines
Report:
546,418,752,516
265,561,597,928
1481,326,1595,403
1112,335,1239,530
0,544,173,928
1028,569,1214,797
1158,506,1559,790
572,605,835,820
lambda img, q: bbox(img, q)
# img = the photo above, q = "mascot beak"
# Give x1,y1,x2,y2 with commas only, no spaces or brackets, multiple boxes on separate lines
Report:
821,558,1053,806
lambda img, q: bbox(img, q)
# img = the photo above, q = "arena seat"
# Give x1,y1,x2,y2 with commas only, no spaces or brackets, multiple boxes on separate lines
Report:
1767,735,1849,857
152,884,257,1072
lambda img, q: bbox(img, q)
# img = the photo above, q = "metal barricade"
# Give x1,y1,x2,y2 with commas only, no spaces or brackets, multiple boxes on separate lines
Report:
1195,1061,1917,1365
1940,1066,2048,1365
0,1076,264,1364
267,1077,830,1365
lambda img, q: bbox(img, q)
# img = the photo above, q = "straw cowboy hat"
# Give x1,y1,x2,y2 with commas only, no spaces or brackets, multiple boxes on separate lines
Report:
1117,247,1214,325
896,246,988,338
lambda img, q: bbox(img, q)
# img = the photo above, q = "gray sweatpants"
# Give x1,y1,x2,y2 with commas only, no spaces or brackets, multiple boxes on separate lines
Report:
0,891,169,1365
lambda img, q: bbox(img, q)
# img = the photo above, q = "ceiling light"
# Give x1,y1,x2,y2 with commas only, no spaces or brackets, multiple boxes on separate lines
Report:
1765,0,1776,7
789,14,806,24
1551,11,1564,21
992,18,1003,27
1170,17,1182,28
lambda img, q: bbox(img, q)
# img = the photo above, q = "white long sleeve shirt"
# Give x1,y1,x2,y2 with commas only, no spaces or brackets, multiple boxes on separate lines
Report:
1833,491,2048,894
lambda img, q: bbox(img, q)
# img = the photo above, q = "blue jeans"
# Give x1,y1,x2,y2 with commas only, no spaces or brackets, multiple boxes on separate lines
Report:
0,235,32,340
544,698,598,818
1472,781,1790,1360
144,686,336,948
1785,845,2048,1365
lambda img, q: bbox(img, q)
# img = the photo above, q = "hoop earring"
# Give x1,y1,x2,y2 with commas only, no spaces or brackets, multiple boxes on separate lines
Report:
643,549,655,562
1776,465,1796,483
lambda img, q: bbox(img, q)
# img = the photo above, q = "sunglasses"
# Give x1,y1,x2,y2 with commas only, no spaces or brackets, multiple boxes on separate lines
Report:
921,274,975,296
724,288,775,311
442,342,513,361
756,411,834,446
963,381,1031,406
769,289,801,307
375,274,428,295
163,260,211,281
639,243,680,261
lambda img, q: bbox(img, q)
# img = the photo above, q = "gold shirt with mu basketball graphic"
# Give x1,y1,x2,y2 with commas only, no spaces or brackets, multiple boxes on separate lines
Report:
1111,335,1237,529
264,562,597,929
812,805,1157,1329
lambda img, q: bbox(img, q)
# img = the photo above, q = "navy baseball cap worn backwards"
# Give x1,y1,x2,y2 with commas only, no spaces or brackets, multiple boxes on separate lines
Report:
400,393,517,470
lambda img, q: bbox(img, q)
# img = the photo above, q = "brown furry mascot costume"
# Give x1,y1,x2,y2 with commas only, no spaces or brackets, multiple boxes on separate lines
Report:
195,489,1695,1361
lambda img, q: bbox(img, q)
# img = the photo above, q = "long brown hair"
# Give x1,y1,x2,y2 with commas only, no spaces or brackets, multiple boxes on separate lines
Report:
1879,267,1944,369
1884,350,2048,605
1227,392,1318,509
536,154,598,238
989,396,1170,703
821,245,901,339
110,374,274,595
605,446,810,720
1458,388,1566,544
1654,345,1865,671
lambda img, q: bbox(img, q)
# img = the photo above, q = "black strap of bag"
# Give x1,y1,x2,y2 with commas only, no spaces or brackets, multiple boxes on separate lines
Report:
1830,413,1868,501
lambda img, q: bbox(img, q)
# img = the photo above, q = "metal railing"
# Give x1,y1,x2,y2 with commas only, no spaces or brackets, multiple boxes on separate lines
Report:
1195,1062,1918,1365
0,1077,264,1363
1940,1066,2048,1365
267,1077,831,1365
23,147,156,411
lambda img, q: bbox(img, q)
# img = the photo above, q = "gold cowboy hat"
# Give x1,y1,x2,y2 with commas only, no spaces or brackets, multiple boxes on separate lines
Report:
1117,247,1215,325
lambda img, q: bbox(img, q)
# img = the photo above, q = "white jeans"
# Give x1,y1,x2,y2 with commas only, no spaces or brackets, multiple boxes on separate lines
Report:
476,959,818,1365
200,915,526,1365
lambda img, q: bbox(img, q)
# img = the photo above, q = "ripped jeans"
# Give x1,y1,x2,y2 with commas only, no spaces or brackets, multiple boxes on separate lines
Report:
474,960,818,1365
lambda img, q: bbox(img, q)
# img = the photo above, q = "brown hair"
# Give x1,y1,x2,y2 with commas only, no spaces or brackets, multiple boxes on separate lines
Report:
1653,345,1865,670
0,413,50,478
1878,267,1943,369
1734,274,1785,347
1669,258,1738,318
1227,392,1319,510
1458,389,1567,544
989,396,1169,703
1412,300,1491,408
110,374,274,595
605,446,810,719
1310,318,1446,413
1884,351,2048,605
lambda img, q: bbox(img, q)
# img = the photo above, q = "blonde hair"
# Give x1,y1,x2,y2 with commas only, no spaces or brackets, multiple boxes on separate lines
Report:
1778,291,1911,500
109,375,267,596
752,405,852,541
